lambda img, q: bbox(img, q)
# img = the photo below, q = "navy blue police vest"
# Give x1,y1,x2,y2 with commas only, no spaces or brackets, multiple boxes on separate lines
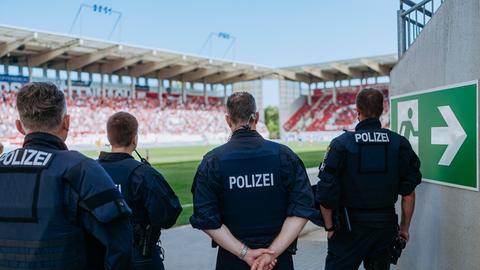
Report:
340,127,401,209
99,158,143,209
217,140,288,243
0,148,86,269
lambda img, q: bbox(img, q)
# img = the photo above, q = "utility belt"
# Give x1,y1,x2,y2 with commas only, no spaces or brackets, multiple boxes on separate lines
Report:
134,224,163,259
333,207,397,232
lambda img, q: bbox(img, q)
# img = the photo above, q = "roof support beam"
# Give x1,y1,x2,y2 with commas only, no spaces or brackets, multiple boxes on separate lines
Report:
222,72,266,84
274,70,310,83
0,34,36,58
129,59,177,77
157,65,198,80
302,67,336,81
182,68,220,82
203,71,244,84
29,39,81,67
102,53,150,74
68,45,119,70
330,63,363,78
360,58,390,76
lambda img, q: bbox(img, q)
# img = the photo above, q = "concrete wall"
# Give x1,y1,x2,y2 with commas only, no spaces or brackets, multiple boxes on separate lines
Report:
390,0,480,269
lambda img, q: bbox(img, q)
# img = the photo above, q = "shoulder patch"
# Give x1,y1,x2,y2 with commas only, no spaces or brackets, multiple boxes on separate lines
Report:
0,149,55,168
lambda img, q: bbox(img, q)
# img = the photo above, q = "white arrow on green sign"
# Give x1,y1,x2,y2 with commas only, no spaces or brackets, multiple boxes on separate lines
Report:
391,81,479,191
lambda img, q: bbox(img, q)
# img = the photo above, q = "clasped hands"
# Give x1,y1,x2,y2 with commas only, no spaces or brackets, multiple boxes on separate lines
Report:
242,247,278,270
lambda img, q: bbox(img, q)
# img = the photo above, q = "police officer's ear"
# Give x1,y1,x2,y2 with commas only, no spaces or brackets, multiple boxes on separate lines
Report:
132,134,138,148
15,119,26,135
225,114,233,128
61,115,70,133
57,114,71,141
253,112,259,124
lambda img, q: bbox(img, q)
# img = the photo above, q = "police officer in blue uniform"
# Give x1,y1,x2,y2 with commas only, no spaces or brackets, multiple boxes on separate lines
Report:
190,92,316,270
98,111,182,270
316,88,421,270
0,82,132,270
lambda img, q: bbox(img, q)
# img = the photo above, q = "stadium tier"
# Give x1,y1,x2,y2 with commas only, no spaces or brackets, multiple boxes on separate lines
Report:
0,81,269,148
283,84,390,132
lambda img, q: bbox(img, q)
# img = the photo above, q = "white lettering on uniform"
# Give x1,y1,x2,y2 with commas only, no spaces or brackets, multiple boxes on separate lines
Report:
229,176,237,189
355,132,390,143
24,150,37,165
355,134,362,143
3,151,15,165
237,176,245,188
228,173,276,190
11,150,20,165
0,149,53,167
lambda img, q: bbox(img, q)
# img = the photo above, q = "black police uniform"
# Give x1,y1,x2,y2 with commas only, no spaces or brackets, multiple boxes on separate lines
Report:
316,118,422,270
98,152,183,270
190,129,315,270
0,132,132,270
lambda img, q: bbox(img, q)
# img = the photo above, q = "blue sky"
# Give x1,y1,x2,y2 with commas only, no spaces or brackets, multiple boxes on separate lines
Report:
0,0,399,105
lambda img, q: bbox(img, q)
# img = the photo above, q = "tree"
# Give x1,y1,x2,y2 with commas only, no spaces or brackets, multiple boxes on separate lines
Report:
264,106,279,139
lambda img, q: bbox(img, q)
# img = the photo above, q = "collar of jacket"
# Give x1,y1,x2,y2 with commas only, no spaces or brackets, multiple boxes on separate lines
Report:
98,151,134,162
355,118,382,131
23,132,68,150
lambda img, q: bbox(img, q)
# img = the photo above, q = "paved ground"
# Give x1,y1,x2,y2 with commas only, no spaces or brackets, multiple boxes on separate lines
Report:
162,224,329,270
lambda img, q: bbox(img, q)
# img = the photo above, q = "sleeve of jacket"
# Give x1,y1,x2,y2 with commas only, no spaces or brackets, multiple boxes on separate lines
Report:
280,147,316,219
63,158,132,270
315,138,345,210
135,166,183,229
398,136,422,196
190,155,222,230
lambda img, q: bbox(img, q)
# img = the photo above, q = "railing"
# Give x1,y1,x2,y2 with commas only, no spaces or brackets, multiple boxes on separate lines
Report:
398,0,445,57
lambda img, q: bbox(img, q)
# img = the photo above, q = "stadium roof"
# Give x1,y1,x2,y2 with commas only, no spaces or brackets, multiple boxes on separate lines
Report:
276,54,398,83
0,24,271,85
0,24,398,84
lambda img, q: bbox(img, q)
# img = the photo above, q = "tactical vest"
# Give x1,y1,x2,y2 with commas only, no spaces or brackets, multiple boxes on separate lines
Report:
217,140,288,244
341,129,401,209
98,158,143,207
0,148,85,269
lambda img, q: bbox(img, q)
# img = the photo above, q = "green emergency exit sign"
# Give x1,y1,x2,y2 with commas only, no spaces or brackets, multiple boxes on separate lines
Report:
390,81,479,191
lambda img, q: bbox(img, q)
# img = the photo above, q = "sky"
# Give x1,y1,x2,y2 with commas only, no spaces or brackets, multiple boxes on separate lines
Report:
0,0,399,106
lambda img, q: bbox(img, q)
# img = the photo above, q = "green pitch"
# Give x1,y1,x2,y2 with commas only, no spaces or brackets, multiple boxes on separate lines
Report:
83,141,328,226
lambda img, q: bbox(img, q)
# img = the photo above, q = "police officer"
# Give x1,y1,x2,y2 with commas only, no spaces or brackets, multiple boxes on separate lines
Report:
98,111,182,270
0,82,132,269
190,92,316,270
316,88,421,270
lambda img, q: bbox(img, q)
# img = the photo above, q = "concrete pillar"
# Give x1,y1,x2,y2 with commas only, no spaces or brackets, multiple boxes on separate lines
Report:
158,78,164,108
333,81,338,104
100,74,105,98
203,82,208,105
181,81,186,104
42,68,47,79
130,77,136,99
67,70,72,97
28,66,33,83
307,83,312,106
223,84,227,104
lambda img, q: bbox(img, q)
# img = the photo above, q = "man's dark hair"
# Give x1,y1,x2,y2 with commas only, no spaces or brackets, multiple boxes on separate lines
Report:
16,82,66,131
107,111,138,147
356,88,384,119
226,92,257,124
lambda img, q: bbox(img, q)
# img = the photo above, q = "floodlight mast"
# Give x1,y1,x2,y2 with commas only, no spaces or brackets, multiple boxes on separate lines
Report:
198,32,237,60
69,3,123,40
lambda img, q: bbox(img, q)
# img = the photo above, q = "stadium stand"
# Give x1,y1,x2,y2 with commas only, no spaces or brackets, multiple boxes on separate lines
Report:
0,89,269,147
283,84,390,132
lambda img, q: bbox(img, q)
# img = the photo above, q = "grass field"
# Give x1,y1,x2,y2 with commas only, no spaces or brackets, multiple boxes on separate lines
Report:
83,141,328,226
